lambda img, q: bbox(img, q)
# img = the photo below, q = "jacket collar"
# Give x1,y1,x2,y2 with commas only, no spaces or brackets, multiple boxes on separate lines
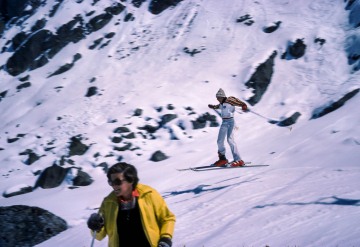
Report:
105,183,151,202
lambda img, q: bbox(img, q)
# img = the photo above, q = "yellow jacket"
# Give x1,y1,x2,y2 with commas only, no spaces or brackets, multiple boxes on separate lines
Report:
94,183,176,247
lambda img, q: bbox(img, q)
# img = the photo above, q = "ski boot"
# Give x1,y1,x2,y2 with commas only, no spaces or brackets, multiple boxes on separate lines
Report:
228,160,245,167
214,153,228,167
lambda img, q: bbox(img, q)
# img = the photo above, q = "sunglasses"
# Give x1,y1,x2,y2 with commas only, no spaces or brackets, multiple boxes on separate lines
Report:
108,178,126,186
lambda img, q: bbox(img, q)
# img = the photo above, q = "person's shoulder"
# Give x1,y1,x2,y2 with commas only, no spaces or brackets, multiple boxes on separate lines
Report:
224,96,236,103
137,183,159,195
103,191,117,202
137,183,154,192
227,96,238,100
227,96,244,103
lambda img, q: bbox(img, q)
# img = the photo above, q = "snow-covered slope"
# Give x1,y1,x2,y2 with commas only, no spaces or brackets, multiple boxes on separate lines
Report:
0,0,359,246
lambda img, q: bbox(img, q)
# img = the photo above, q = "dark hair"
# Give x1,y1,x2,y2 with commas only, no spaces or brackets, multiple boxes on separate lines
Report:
107,162,139,189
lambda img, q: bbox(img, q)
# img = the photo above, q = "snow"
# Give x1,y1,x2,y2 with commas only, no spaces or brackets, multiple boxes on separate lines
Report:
0,0,360,246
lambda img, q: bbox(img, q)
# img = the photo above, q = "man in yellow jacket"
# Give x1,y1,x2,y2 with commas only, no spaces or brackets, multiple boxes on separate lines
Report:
87,162,176,247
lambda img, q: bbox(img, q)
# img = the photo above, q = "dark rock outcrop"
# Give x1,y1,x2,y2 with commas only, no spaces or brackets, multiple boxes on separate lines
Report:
263,21,281,33
132,0,147,8
6,29,54,76
0,90,7,102
134,108,143,116
86,13,113,32
0,0,42,36
236,14,254,25
73,170,93,186
138,124,159,134
150,150,168,162
192,113,218,129
11,31,28,51
49,0,65,17
345,0,360,28
345,1,360,71
122,132,136,139
114,127,131,133
311,88,360,119
5,3,125,76
245,51,277,106
19,149,41,165
111,136,122,143
276,112,301,127
160,114,177,126
3,186,33,198
68,136,89,156
31,18,47,32
35,164,69,189
149,0,184,15
0,205,67,247
314,37,326,46
16,82,31,91
47,53,82,77
183,47,205,56
282,39,307,60
85,86,98,97
345,35,360,71
289,39,306,58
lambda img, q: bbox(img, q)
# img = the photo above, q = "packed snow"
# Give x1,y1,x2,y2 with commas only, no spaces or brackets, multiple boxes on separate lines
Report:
0,0,359,246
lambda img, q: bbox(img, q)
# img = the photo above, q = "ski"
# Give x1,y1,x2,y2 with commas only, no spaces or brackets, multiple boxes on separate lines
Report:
191,164,269,171
177,162,254,171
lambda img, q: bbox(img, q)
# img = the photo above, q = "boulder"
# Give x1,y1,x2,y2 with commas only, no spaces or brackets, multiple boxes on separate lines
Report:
277,112,301,127
288,39,306,59
150,150,168,162
192,113,218,129
3,185,33,198
35,165,69,189
311,89,360,119
263,21,281,33
0,205,67,247
114,126,131,133
72,170,93,186
85,86,98,97
149,0,183,15
160,114,177,126
6,30,54,76
245,51,277,105
19,149,40,165
68,136,89,156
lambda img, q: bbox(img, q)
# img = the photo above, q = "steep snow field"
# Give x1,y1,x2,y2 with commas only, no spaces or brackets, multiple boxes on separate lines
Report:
0,0,359,246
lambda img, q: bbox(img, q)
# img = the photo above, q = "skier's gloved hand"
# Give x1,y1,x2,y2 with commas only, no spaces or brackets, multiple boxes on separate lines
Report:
158,237,172,247
241,104,248,112
87,213,104,232
208,104,215,109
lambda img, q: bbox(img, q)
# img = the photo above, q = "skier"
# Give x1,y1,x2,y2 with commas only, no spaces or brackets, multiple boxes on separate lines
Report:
87,162,175,247
208,88,248,167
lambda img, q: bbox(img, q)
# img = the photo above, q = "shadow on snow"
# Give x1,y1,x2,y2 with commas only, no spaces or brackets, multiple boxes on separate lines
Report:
254,196,360,208
163,177,258,199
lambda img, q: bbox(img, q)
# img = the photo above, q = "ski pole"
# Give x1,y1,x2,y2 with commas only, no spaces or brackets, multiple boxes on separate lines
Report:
248,109,278,123
237,108,293,131
90,231,96,247
212,108,221,117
